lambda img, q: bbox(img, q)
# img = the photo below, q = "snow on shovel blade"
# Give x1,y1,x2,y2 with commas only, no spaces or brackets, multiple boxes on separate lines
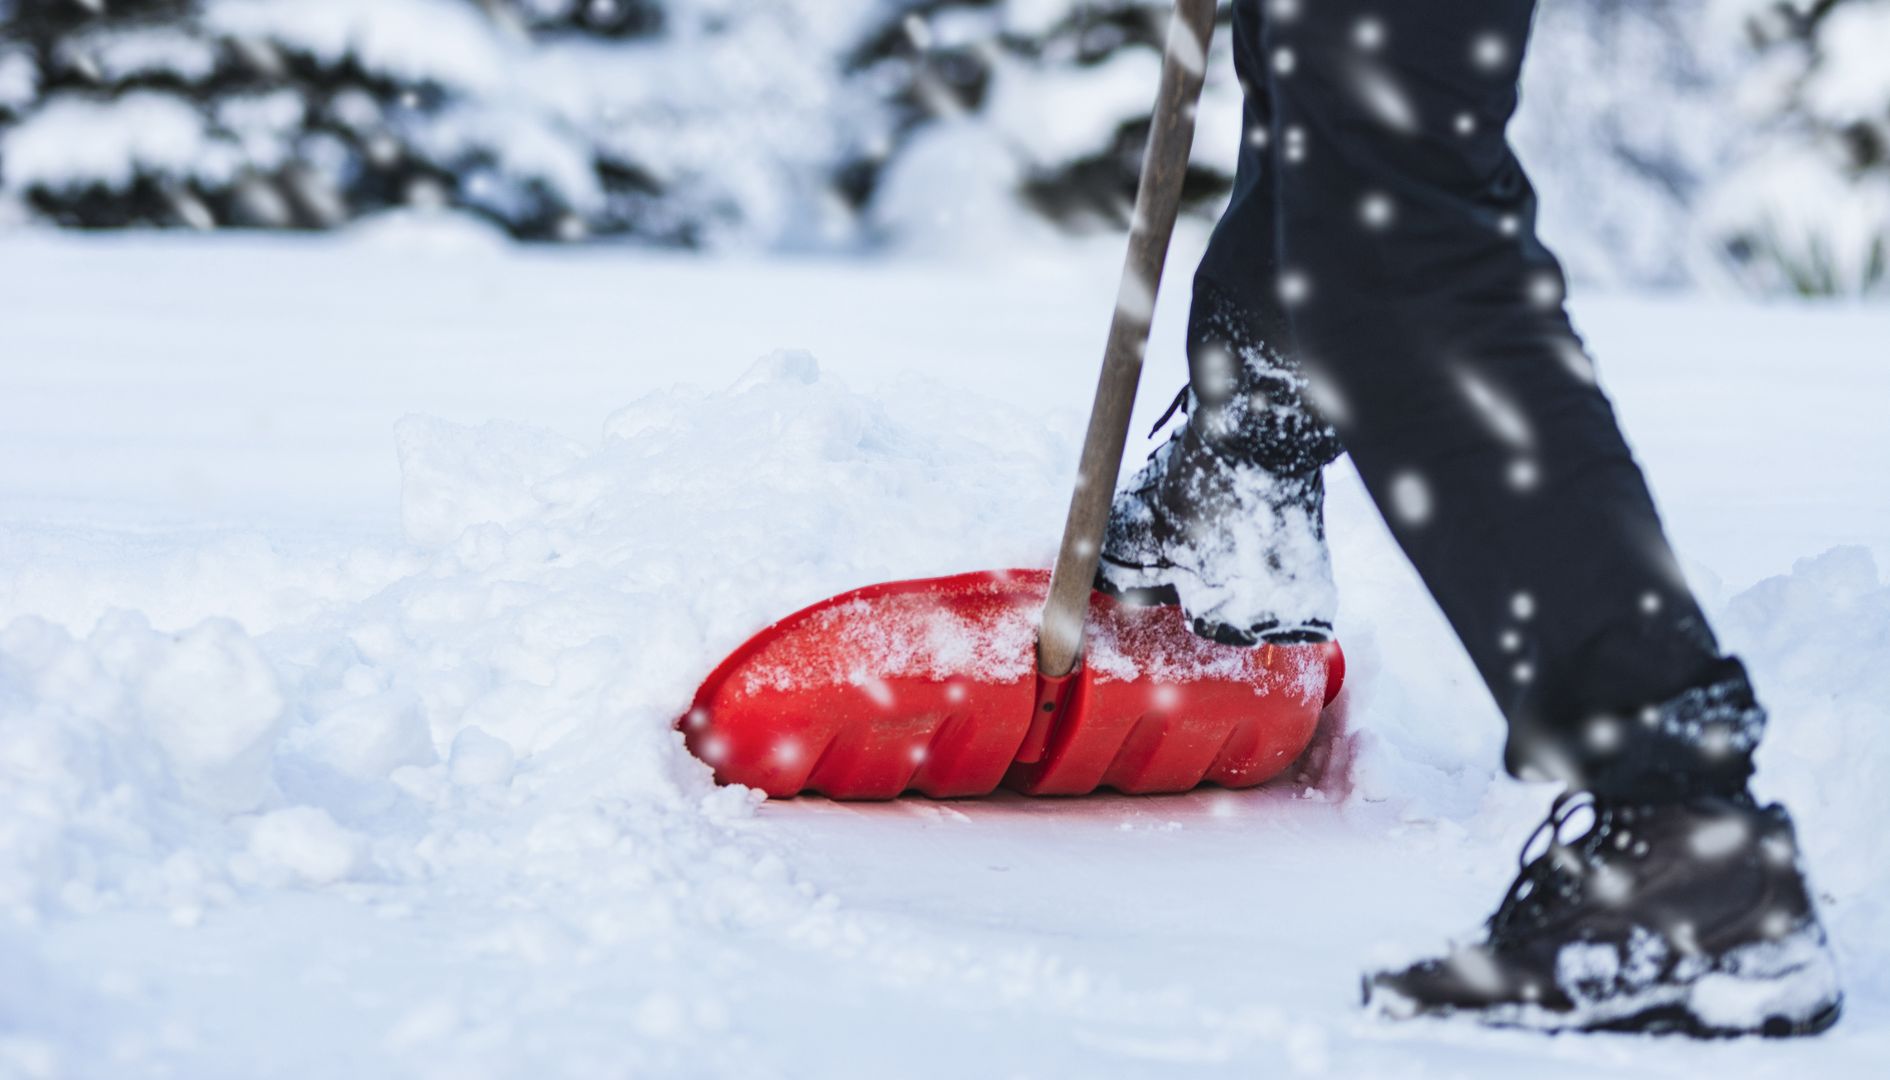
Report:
682,570,1344,800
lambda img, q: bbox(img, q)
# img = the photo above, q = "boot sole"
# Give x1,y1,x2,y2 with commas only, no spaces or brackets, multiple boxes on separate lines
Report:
1362,957,1845,1039
1588,997,1842,1038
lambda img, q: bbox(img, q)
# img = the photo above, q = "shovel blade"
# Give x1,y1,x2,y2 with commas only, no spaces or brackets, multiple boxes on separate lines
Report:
683,570,1341,800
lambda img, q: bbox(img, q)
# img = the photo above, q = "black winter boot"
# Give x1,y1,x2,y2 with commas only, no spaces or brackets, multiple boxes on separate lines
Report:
1364,792,1843,1037
1096,289,1343,646
1096,408,1335,645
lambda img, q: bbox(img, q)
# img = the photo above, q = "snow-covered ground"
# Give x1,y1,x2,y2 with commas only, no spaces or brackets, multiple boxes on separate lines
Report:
1,225,1886,1078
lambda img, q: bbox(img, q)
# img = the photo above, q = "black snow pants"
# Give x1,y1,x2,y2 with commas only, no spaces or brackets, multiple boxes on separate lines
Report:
1194,0,1764,800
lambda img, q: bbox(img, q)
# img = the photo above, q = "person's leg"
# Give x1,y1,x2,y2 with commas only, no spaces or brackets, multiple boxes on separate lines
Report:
1096,0,1344,646
1261,0,1753,800
1192,0,1298,363
1190,0,1345,477
1247,0,1840,1033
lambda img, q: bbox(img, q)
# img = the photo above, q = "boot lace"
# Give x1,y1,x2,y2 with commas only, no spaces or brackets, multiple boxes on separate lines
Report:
1148,384,1191,437
1488,792,1603,944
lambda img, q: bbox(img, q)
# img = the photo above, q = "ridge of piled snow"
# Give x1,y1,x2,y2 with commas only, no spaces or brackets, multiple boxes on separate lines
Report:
1723,546,1890,980
0,350,1073,929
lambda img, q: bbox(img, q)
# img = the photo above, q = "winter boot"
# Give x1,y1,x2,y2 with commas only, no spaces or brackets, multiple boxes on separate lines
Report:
1097,285,1344,646
1363,791,1843,1037
1097,413,1334,645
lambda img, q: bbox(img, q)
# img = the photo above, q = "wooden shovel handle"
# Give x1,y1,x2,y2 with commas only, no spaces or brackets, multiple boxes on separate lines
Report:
1038,0,1218,678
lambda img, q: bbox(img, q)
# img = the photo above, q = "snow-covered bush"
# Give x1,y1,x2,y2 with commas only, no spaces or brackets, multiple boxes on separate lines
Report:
858,0,1890,293
851,0,1241,240
862,0,1764,290
0,0,886,244
1511,0,1752,288
0,0,1242,247
1,0,1885,295
1703,0,1890,296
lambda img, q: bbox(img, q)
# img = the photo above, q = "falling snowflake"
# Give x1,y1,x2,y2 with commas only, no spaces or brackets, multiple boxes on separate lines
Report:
1354,18,1386,52
1359,191,1395,229
1458,370,1534,449
1278,270,1312,306
1389,471,1433,526
1508,459,1541,491
1354,64,1419,134
1528,273,1565,307
1471,33,1509,71
1586,716,1624,752
1282,125,1308,164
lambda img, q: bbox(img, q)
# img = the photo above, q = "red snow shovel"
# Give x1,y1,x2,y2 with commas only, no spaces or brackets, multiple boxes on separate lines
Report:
682,0,1342,799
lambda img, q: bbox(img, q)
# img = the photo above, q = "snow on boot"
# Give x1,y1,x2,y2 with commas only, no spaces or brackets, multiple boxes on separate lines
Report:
1096,286,1342,647
1363,792,1843,1037
1096,418,1330,646
1096,389,1337,646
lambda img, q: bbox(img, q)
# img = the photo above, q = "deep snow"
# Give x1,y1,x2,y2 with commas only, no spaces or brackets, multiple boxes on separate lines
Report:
1,226,1887,1078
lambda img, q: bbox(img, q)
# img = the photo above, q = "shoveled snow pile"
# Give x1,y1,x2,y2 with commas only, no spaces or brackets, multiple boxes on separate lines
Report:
1722,546,1890,976
0,347,1070,910
2,351,1167,1076
1,240,1887,1076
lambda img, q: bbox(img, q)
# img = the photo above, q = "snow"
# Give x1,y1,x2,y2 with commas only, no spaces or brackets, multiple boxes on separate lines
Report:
0,47,38,116
245,806,365,886
1690,925,1846,1032
0,0,1878,287
738,588,1043,692
55,26,222,85
0,0,884,244
1703,141,1890,296
206,0,510,93
213,90,307,172
1798,2,1890,123
0,92,232,192
991,48,1167,168
0,228,1887,1075
1513,0,1748,288
867,119,1056,251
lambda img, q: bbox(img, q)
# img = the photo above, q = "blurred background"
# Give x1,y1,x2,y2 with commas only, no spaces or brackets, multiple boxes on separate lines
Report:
0,0,1885,297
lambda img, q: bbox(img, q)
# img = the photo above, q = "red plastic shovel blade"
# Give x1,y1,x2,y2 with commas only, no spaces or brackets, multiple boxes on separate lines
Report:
682,570,1342,800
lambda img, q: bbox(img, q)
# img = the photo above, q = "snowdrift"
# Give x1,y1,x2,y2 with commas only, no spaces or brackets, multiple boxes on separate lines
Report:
2,346,1886,1076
